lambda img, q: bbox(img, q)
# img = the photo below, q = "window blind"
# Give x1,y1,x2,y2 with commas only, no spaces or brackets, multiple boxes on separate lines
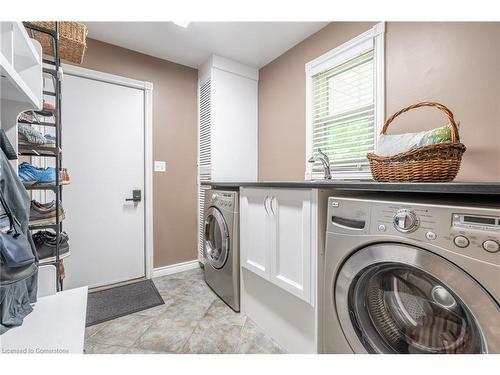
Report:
311,50,375,178
198,79,211,263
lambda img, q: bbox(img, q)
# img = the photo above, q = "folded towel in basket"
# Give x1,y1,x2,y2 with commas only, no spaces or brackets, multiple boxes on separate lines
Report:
376,123,455,157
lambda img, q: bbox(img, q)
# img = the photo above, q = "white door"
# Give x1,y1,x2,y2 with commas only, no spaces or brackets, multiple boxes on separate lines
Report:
240,188,272,279
270,189,312,303
62,73,145,289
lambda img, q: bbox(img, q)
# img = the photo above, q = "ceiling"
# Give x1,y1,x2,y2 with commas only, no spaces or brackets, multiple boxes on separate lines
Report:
85,22,329,69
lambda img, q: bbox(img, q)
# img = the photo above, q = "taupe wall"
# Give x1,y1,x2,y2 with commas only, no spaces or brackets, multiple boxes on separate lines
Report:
72,24,499,267
76,38,198,268
258,22,500,182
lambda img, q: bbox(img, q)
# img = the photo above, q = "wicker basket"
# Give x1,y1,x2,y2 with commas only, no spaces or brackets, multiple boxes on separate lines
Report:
29,21,87,64
367,102,466,182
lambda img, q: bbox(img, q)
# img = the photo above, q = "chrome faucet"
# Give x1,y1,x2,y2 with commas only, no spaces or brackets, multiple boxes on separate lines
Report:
308,148,332,180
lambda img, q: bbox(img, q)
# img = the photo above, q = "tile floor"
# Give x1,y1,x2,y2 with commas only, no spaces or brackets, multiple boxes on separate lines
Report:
84,268,286,354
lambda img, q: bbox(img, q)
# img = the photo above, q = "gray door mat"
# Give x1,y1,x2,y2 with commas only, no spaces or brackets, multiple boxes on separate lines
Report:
86,279,164,327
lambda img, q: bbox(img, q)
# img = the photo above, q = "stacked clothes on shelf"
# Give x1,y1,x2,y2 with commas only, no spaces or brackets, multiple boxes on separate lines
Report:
0,138,39,335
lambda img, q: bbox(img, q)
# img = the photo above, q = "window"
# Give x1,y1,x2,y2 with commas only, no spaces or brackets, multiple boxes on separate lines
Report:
305,22,385,179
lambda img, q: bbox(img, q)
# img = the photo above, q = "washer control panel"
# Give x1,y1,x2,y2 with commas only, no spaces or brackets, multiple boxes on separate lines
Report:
375,201,500,260
327,197,500,265
209,191,236,210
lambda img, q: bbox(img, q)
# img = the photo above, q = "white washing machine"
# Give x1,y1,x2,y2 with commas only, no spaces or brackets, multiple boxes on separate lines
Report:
203,189,240,312
323,196,500,354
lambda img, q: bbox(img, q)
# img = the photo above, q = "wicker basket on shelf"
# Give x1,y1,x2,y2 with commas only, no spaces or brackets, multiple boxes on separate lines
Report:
367,102,466,182
29,21,87,64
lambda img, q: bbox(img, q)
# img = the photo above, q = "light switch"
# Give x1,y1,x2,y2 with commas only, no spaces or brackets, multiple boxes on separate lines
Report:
154,161,166,172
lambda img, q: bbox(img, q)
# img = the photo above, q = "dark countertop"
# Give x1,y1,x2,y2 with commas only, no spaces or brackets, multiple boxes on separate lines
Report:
201,180,500,196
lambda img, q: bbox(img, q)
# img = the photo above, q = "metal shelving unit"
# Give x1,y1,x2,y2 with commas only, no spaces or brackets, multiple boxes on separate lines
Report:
21,22,65,291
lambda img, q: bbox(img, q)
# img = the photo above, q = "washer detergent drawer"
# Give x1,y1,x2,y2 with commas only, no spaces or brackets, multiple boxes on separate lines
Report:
327,197,370,235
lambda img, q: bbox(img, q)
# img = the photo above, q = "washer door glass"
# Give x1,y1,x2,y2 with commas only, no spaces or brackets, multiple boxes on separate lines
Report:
204,207,229,269
350,264,484,354
335,244,500,354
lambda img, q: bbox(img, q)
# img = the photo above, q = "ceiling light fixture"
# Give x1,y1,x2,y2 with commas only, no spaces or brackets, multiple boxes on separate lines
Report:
172,21,191,28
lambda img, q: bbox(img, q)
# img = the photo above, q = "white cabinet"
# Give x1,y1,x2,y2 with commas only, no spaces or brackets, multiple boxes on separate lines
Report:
240,188,272,279
240,187,315,304
197,54,258,182
271,189,312,302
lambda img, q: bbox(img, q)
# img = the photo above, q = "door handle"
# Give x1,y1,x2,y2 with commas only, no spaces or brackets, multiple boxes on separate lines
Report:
270,196,276,216
125,189,142,202
264,196,270,215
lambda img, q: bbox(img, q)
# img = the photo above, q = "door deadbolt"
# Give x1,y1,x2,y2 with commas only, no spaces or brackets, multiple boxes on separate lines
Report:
126,189,142,202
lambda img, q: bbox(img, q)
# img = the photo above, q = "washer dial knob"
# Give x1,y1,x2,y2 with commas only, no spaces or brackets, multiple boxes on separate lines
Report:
393,209,419,233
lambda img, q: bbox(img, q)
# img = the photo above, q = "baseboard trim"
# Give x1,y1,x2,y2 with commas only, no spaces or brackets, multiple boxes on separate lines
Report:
152,259,200,278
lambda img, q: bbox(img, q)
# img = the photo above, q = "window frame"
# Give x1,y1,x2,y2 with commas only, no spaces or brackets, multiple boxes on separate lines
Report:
305,22,385,180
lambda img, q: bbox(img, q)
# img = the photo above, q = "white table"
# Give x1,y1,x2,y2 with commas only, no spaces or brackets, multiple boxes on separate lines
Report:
0,286,88,354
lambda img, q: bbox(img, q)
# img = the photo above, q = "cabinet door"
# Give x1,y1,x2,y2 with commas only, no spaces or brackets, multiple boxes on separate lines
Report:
270,189,312,303
240,188,272,279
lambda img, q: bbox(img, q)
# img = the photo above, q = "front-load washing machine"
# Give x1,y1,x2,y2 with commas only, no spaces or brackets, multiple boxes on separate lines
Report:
323,196,500,354
203,189,240,312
